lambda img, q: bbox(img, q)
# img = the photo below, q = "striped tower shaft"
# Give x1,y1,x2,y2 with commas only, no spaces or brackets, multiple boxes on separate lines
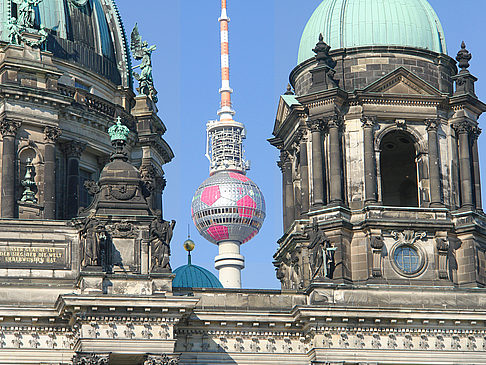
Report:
218,0,234,121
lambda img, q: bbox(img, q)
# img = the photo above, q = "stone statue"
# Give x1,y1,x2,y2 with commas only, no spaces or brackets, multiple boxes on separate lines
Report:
80,218,104,268
308,221,336,279
7,17,22,45
150,211,175,271
131,24,158,103
12,0,43,29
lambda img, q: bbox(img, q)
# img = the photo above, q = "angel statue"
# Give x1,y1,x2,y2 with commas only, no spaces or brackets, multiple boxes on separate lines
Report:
7,17,22,45
131,24,158,103
12,0,44,29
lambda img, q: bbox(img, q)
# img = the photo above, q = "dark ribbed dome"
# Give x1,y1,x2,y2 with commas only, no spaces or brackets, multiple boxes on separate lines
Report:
0,0,131,86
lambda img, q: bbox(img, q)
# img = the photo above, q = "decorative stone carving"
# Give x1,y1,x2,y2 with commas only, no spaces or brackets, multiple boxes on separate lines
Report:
451,335,461,350
403,334,413,349
150,211,176,272
395,119,407,129
435,335,445,350
370,235,384,277
143,354,179,365
88,322,100,339
425,118,440,131
0,120,21,137
392,230,426,244
354,333,365,349
339,333,349,348
266,337,276,353
106,323,117,339
371,334,381,349
124,323,135,339
142,324,153,339
61,140,86,158
72,353,109,365
12,332,22,348
436,236,450,279
250,337,260,353
283,337,292,353
234,337,244,352
44,126,62,144
361,116,376,128
108,220,137,238
419,335,429,350
387,334,397,349
323,333,333,348
454,42,477,96
84,180,101,196
452,121,473,135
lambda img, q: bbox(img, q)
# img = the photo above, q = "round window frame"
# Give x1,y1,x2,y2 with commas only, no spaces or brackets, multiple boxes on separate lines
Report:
390,243,427,278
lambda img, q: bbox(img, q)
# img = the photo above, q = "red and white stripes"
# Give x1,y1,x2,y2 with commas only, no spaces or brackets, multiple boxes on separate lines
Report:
218,0,235,121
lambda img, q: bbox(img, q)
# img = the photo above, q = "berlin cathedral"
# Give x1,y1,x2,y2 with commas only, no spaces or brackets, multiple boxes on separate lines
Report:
0,0,484,364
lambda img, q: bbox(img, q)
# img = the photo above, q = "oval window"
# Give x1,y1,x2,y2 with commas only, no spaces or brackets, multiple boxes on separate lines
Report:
394,245,421,274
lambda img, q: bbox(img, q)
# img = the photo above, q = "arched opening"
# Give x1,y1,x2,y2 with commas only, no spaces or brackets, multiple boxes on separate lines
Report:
380,131,419,207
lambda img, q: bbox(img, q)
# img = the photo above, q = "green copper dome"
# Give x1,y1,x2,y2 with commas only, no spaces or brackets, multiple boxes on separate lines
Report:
298,0,447,64
173,263,223,289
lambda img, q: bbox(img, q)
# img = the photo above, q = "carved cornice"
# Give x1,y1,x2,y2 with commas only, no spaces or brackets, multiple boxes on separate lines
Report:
61,140,87,158
44,126,62,144
0,119,21,137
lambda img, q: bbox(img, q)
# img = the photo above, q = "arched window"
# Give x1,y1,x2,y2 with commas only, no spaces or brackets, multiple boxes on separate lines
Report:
380,131,419,207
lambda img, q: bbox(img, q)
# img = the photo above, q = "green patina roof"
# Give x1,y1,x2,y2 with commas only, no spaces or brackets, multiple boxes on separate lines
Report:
173,261,223,289
298,0,447,64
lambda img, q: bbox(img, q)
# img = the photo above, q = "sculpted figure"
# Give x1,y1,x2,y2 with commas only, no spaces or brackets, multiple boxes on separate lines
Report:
80,218,103,267
308,222,336,279
150,211,176,271
131,24,158,103
13,0,43,29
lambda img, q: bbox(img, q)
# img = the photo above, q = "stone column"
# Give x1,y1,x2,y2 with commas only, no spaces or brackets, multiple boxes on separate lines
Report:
0,120,21,218
280,151,294,231
454,122,474,210
308,120,325,208
362,117,377,204
62,141,86,219
471,127,482,211
426,119,443,207
299,134,310,216
44,126,61,220
328,117,343,205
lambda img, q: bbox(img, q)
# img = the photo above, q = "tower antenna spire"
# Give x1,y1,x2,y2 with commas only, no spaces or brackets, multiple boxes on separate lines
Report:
218,0,235,121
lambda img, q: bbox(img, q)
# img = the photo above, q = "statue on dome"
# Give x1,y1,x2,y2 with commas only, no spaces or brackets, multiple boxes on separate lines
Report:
13,0,44,29
131,24,158,103
149,210,176,272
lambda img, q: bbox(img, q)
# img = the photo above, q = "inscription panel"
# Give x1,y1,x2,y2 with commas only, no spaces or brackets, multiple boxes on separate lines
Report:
0,246,69,269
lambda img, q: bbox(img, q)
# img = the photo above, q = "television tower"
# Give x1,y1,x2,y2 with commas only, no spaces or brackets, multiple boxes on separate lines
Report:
191,0,266,288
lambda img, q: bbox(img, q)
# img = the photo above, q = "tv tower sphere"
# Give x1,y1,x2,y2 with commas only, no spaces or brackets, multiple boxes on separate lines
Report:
192,171,266,245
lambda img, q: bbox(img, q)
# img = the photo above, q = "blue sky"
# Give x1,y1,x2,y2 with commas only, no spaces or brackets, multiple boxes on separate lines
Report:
117,0,486,289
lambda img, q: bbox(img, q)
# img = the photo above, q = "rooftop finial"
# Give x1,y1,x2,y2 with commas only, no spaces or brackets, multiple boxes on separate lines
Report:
456,41,472,72
108,117,130,161
284,83,294,95
184,237,195,265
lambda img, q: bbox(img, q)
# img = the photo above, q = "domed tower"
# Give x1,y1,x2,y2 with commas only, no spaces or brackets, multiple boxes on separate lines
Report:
0,0,172,220
191,0,265,288
270,0,486,289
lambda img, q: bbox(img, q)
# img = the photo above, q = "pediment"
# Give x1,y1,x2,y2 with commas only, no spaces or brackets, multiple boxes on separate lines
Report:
363,67,442,96
274,95,302,133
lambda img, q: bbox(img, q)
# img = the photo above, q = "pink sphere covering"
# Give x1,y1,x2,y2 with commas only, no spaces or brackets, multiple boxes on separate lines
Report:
192,171,266,244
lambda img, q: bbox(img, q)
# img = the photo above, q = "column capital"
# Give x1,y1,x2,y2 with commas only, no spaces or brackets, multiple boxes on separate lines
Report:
307,119,325,133
425,118,440,132
452,120,473,135
277,150,292,172
361,115,376,128
44,126,62,144
471,126,482,141
72,353,110,365
143,353,179,365
0,119,21,137
61,140,87,158
325,114,344,130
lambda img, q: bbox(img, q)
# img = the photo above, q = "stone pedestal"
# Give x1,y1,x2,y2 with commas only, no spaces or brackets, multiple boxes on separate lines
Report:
17,201,43,219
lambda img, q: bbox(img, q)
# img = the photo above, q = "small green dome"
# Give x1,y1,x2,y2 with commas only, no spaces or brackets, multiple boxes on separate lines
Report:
298,0,447,64
173,263,223,289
